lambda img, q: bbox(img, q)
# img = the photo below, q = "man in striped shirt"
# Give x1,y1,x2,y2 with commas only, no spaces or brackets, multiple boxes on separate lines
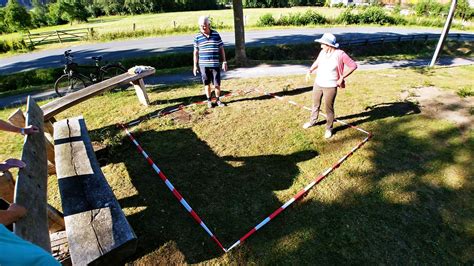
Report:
193,16,228,108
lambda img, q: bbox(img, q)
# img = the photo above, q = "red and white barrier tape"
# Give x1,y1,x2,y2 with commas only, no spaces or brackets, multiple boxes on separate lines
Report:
119,124,227,252
225,87,372,251
121,86,372,253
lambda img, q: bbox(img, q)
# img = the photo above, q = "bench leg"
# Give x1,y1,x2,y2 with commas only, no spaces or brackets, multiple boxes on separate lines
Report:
131,78,150,106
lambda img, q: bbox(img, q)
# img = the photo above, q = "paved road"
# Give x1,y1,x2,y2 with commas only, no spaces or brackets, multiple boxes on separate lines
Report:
1,56,473,108
1,27,471,74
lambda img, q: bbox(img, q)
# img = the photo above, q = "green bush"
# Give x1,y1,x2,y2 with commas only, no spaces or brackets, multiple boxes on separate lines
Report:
414,0,448,17
456,0,474,20
300,9,327,24
0,68,62,93
336,8,360,24
260,10,327,26
0,38,33,53
457,86,473,97
359,6,396,25
257,13,276,26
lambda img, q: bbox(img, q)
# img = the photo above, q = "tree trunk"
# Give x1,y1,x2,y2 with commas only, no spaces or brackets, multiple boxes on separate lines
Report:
232,0,248,66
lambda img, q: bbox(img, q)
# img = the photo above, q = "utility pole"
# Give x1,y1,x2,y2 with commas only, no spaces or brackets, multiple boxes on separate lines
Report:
430,0,457,67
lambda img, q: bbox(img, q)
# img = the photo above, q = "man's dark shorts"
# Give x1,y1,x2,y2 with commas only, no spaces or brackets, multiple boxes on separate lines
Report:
199,66,221,86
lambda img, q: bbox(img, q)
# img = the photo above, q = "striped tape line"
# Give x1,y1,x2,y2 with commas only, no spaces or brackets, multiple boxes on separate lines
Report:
120,86,371,253
225,88,372,252
119,124,227,252
125,92,236,128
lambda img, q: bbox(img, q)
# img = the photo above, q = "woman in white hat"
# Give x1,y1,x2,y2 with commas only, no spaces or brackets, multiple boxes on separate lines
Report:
303,33,358,139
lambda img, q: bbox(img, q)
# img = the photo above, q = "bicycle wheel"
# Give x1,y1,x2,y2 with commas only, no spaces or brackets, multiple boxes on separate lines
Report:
101,65,128,91
54,74,86,97
101,65,126,81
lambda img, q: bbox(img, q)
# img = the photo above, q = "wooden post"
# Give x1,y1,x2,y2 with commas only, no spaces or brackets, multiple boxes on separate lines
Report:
27,30,34,47
56,30,62,43
133,23,136,31
8,109,56,174
131,79,150,106
14,97,51,252
0,170,64,233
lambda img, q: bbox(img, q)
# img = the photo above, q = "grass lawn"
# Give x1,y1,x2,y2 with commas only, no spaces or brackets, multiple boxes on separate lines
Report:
0,65,473,264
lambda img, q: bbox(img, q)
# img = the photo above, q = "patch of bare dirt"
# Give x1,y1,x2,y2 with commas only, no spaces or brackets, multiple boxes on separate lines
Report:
170,109,192,123
401,86,473,131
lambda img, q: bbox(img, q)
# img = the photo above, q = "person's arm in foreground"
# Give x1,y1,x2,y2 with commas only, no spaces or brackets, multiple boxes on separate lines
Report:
0,119,39,135
0,203,27,225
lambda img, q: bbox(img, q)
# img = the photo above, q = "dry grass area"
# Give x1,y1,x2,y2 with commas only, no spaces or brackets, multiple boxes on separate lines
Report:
0,65,473,264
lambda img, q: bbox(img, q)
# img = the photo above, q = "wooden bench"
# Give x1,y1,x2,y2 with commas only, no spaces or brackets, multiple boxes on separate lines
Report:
54,116,137,265
42,67,155,121
8,67,155,174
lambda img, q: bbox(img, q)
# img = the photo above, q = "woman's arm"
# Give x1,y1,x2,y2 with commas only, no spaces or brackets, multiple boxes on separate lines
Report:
337,52,358,87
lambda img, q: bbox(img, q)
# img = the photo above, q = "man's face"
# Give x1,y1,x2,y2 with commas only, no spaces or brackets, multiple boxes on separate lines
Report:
200,22,210,34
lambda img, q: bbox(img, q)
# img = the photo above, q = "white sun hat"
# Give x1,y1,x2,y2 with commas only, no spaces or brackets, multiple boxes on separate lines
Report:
314,33,339,48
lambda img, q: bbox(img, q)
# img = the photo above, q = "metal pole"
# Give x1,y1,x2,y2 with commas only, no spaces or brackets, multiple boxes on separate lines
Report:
430,0,457,67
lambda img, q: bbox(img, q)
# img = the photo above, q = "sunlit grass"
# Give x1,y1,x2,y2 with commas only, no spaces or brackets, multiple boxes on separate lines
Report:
0,65,472,263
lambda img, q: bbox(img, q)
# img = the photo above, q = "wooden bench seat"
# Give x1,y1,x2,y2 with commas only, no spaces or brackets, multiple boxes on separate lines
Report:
54,116,137,265
42,67,155,121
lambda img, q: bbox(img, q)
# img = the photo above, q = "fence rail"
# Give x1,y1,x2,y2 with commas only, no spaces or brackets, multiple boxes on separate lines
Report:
24,28,93,47
339,33,474,47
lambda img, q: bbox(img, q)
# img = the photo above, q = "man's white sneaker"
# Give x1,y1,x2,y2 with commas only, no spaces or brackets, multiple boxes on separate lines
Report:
303,122,314,129
324,129,333,139
207,100,213,108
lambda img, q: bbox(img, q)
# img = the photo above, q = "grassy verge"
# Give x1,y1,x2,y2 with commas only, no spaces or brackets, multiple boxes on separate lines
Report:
1,7,472,55
0,65,472,264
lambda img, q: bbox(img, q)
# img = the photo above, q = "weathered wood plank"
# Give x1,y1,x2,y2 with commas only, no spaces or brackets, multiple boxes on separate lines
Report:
54,116,137,265
13,96,51,252
0,173,64,233
42,68,155,121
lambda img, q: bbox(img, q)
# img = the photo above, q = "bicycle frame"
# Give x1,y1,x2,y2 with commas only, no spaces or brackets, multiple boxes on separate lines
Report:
55,50,127,97
63,55,125,85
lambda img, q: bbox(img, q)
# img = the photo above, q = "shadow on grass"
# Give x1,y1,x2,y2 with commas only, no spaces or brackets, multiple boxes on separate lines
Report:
333,102,421,134
229,116,473,264
91,125,317,263
88,92,472,264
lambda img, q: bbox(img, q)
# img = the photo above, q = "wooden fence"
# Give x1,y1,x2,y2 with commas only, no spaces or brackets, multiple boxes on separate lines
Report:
24,28,93,47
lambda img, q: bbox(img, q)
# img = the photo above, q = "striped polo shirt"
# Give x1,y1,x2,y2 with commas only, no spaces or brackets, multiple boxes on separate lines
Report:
193,30,224,68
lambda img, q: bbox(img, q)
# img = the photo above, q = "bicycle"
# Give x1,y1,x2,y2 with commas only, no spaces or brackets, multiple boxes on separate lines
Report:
54,50,127,97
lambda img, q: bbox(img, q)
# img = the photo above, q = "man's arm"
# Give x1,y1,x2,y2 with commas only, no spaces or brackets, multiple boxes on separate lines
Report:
193,49,199,76
220,46,227,72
